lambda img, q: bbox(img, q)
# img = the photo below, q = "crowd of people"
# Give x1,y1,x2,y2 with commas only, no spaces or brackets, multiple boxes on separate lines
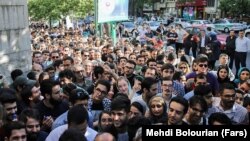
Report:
0,21,249,141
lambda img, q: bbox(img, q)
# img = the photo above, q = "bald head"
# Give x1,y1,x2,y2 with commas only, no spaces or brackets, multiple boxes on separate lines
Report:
94,133,115,141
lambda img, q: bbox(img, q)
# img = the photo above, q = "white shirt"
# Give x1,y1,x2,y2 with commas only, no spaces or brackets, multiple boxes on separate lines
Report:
46,124,97,141
235,37,250,52
201,36,205,47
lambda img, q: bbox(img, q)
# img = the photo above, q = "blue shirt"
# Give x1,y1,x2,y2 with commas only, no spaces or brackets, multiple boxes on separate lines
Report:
52,110,94,130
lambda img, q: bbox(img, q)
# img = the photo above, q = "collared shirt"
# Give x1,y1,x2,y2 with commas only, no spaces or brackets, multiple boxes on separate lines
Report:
52,110,94,130
157,81,185,97
208,102,249,125
201,36,205,47
235,37,250,52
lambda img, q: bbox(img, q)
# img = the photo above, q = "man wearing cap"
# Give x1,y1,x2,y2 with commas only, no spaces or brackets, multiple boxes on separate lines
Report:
13,76,37,110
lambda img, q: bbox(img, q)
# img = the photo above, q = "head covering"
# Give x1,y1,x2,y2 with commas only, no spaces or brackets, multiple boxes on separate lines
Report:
13,76,36,88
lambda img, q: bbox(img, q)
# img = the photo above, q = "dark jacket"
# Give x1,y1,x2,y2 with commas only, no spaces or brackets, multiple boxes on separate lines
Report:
225,35,237,54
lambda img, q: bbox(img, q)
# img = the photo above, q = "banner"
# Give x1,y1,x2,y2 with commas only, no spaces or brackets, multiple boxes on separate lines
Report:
97,0,128,23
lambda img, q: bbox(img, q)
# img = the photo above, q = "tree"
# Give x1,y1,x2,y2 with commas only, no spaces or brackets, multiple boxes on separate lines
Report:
28,0,94,21
219,0,250,18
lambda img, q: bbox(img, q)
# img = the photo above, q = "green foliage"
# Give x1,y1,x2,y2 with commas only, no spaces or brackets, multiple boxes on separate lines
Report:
28,0,94,20
219,0,250,17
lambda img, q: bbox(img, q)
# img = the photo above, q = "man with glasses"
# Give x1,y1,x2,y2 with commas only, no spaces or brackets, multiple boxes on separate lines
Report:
124,60,137,86
186,55,219,96
157,77,176,109
88,80,111,129
50,50,60,62
161,63,185,96
208,83,249,125
235,30,250,75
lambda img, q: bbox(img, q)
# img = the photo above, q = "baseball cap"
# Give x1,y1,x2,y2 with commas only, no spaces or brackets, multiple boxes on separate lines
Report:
13,76,36,88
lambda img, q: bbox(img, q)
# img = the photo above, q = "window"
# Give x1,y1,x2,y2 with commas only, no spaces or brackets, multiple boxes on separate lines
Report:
207,0,215,7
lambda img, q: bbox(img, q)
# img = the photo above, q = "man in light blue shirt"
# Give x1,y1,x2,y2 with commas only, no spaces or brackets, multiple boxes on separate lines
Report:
235,30,250,75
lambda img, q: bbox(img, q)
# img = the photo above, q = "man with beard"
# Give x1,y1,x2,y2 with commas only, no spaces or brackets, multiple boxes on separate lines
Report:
19,108,48,141
72,64,93,93
20,82,42,111
157,77,176,110
35,79,69,132
167,96,189,125
0,88,19,123
124,60,137,86
111,95,131,141
131,77,158,112
183,96,208,125
208,83,249,125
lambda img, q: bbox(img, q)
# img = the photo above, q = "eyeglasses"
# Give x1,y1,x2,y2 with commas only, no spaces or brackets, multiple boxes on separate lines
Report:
198,64,208,68
95,88,107,96
162,84,173,88
179,67,187,69
84,55,89,57
52,56,59,59
75,70,84,74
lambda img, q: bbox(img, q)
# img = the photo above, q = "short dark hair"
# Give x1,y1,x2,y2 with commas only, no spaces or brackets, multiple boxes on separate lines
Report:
3,121,26,139
111,95,131,113
118,57,127,63
40,79,60,97
161,63,175,72
219,83,235,95
141,77,158,91
68,105,89,125
0,88,17,105
127,60,136,68
19,108,40,124
208,112,232,125
69,88,89,105
53,59,63,68
194,84,212,97
194,73,207,82
63,56,74,64
11,69,23,81
59,69,76,82
93,66,104,79
196,54,208,63
189,96,208,113
59,128,87,141
169,96,189,115
146,58,156,66
95,80,111,93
